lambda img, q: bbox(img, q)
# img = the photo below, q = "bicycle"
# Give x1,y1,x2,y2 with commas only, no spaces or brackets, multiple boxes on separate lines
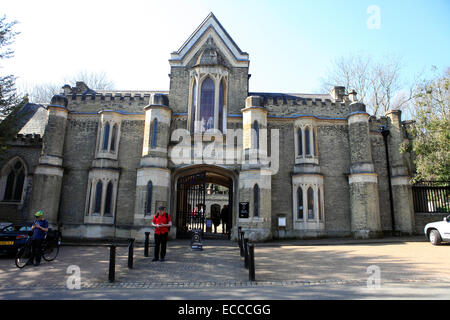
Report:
15,229,62,268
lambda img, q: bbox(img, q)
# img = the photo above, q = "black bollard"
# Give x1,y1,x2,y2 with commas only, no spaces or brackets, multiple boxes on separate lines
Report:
238,228,243,254
109,245,116,282
144,232,150,257
240,231,245,257
248,242,255,281
244,238,249,269
128,238,135,269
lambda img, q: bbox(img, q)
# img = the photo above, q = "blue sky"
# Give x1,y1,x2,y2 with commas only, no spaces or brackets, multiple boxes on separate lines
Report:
2,0,449,94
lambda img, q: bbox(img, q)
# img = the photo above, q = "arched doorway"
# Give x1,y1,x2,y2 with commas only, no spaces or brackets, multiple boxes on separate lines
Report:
173,165,235,239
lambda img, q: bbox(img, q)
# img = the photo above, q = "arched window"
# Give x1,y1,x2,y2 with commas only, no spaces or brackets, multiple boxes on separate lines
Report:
307,187,314,220
3,160,25,202
253,121,259,150
94,180,103,214
110,124,118,152
253,184,260,217
318,187,322,220
151,118,158,149
312,128,317,156
219,80,225,132
145,181,153,215
191,79,197,133
297,187,303,219
104,182,113,216
102,122,110,151
305,127,311,156
297,128,303,156
200,77,215,132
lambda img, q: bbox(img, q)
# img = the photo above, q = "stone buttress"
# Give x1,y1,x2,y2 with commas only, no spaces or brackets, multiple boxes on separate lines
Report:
347,100,382,238
385,110,415,234
29,95,69,225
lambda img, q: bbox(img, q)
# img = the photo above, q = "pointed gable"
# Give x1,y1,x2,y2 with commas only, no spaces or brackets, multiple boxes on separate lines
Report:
170,12,249,68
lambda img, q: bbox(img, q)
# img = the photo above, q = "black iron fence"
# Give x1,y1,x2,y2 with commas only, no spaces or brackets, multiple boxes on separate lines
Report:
412,181,450,214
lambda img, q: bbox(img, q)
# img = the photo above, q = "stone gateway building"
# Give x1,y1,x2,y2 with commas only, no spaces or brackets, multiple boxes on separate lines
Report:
0,13,417,241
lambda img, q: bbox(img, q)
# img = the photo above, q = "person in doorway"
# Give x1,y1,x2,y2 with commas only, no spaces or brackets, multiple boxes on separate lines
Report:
220,205,229,234
211,207,221,234
26,210,49,266
151,206,172,262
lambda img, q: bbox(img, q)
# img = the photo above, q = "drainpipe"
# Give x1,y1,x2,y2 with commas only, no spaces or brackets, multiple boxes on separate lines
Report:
380,126,396,234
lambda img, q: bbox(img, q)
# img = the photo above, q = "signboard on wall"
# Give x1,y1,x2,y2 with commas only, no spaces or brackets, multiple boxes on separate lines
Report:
239,202,249,218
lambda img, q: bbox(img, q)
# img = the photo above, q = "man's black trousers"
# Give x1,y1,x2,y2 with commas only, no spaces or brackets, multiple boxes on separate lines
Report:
29,239,43,264
154,233,168,260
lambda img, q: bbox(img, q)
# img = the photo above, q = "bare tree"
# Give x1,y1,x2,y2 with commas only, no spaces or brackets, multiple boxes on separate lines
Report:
18,82,61,104
63,70,114,91
20,71,115,104
321,54,417,116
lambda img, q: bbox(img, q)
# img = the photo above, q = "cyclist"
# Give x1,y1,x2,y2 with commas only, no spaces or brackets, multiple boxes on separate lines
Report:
26,210,48,267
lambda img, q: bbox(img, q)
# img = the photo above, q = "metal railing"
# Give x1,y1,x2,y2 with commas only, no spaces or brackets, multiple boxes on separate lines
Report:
412,181,450,214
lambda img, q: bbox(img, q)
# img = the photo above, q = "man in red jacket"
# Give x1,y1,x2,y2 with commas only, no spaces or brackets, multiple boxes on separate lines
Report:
152,206,172,262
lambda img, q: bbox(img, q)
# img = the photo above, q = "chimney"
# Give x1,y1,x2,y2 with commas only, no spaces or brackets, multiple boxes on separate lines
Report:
330,86,346,102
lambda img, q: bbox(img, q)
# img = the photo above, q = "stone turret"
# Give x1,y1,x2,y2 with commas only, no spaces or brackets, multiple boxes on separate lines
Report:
29,94,69,225
385,109,414,234
237,96,272,241
347,99,382,238
241,96,268,166
133,93,172,239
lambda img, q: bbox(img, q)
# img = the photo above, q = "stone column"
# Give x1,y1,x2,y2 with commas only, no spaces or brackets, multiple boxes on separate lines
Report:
385,109,414,234
29,95,68,225
347,102,382,238
237,96,272,241
237,169,272,242
133,94,172,240
241,96,268,166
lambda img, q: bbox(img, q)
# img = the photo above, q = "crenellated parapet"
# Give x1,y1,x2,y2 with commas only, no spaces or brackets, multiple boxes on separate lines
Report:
12,134,42,146
249,91,352,119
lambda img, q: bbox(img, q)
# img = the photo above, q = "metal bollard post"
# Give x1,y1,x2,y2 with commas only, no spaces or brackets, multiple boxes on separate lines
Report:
248,242,255,281
238,228,243,253
244,238,249,269
144,232,150,257
128,238,135,269
240,231,245,257
109,245,116,282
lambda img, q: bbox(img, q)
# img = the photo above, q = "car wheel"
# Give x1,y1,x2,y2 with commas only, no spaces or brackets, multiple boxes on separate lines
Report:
429,229,442,245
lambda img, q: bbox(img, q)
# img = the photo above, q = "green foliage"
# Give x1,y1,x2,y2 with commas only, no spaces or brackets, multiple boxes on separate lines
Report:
0,15,28,155
405,67,450,182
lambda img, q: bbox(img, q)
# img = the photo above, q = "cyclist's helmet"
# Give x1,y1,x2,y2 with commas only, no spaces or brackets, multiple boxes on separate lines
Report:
35,210,43,217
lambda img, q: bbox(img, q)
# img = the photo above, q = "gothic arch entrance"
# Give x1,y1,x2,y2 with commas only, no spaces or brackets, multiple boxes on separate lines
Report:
172,165,236,239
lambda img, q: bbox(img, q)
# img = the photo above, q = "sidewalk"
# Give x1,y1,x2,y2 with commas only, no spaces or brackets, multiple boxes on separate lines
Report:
0,237,448,292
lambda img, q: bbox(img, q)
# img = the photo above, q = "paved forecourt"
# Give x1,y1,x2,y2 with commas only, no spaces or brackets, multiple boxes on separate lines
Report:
0,237,449,292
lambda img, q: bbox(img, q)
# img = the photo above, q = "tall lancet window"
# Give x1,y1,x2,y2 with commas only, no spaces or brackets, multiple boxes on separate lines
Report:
104,182,113,216
307,187,314,220
110,124,118,152
199,77,215,132
297,128,303,156
191,79,197,133
151,118,158,149
94,181,103,214
304,127,311,156
253,121,259,150
254,184,260,218
102,122,110,151
219,80,225,132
